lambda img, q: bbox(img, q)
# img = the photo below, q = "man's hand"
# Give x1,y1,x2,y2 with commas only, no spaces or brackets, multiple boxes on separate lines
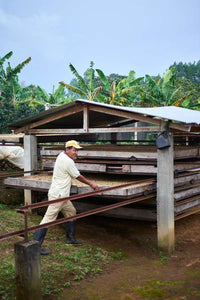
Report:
77,175,100,191
90,182,100,191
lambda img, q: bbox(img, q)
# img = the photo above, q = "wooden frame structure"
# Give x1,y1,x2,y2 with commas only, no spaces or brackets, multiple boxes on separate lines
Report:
6,99,200,253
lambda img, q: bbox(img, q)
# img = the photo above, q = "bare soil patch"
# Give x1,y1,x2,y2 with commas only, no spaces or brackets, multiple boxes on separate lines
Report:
58,213,200,300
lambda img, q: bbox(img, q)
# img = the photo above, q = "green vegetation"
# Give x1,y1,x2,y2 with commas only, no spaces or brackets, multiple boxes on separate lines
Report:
0,52,70,133
152,248,169,265
60,60,200,109
137,68,193,107
60,61,103,101
0,205,123,299
95,69,143,105
1,51,200,134
41,243,113,296
170,60,200,83
133,279,186,299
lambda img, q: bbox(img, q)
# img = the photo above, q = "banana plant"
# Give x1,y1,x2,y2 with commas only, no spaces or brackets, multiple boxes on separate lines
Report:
0,51,31,107
95,69,144,106
0,52,32,132
139,68,193,107
17,84,69,111
59,61,102,101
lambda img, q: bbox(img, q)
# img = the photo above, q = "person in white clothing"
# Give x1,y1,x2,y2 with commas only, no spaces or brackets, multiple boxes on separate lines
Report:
33,140,99,255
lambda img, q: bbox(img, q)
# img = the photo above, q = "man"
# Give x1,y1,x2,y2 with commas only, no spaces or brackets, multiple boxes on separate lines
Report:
33,140,99,255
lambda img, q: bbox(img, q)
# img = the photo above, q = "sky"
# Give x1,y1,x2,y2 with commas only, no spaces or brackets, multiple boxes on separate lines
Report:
0,0,200,93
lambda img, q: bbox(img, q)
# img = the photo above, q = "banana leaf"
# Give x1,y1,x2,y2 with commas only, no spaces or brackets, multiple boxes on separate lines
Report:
96,69,110,90
11,57,31,76
0,51,13,66
69,64,88,92
59,82,86,97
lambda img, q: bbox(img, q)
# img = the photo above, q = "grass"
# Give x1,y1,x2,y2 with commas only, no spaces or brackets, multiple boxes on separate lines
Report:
133,279,187,299
0,204,123,299
152,247,169,265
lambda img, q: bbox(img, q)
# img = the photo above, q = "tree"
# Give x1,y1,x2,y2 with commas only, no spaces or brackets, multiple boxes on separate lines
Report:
96,69,143,105
0,52,31,107
17,84,71,111
0,51,32,133
60,61,102,101
173,77,200,110
138,68,193,108
170,61,200,83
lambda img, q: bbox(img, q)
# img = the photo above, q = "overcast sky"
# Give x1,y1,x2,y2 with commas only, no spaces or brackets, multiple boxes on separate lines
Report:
0,0,199,93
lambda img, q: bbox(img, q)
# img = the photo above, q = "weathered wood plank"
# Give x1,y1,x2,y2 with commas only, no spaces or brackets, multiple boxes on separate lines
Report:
3,176,155,198
40,149,157,159
30,126,161,134
174,173,200,186
74,201,157,221
40,147,200,160
41,160,200,175
0,134,24,143
83,105,89,133
129,165,157,174
174,186,200,201
76,163,106,172
157,134,174,253
4,177,51,192
3,177,77,194
175,197,200,213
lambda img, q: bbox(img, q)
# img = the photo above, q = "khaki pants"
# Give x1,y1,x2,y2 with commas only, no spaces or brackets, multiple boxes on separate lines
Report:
40,195,76,225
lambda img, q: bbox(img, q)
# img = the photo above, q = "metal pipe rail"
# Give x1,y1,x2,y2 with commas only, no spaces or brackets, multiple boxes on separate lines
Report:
0,181,155,242
1,171,200,243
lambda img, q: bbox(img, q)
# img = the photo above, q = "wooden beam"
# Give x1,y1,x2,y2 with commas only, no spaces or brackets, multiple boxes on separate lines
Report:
14,106,83,133
30,106,83,129
83,105,89,133
157,133,175,254
88,104,191,132
0,134,24,143
24,135,38,206
3,176,156,198
75,202,156,221
174,186,200,201
24,135,38,174
15,241,42,300
29,126,160,135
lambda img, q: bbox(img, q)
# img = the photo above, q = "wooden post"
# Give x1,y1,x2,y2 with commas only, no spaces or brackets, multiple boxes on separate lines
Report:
157,133,174,254
134,122,138,142
14,240,42,300
83,105,89,133
24,135,38,205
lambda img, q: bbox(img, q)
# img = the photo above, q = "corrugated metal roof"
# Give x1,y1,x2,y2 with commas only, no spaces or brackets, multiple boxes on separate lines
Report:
77,99,200,125
8,99,200,131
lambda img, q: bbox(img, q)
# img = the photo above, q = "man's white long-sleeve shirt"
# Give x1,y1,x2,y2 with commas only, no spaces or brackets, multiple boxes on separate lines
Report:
48,151,80,198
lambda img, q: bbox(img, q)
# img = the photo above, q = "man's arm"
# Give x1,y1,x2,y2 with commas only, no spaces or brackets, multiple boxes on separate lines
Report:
76,174,100,191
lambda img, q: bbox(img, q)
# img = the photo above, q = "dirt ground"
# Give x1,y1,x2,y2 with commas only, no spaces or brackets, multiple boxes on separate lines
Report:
51,213,200,300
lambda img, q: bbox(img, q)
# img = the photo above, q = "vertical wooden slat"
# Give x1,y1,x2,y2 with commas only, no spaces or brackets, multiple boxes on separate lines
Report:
83,105,89,133
157,133,175,254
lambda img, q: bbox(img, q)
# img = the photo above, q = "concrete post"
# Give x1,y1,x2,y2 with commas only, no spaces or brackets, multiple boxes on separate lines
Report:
14,240,42,300
157,133,174,254
24,135,38,205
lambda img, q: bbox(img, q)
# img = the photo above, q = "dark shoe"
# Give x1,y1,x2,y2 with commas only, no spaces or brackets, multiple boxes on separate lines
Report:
39,248,51,255
66,237,82,245
33,228,51,255
66,221,82,245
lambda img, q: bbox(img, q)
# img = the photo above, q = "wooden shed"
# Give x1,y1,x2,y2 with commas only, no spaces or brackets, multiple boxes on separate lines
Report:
4,99,200,253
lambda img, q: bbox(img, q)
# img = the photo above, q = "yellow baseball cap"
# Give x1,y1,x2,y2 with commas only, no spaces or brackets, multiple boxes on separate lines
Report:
65,140,83,149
